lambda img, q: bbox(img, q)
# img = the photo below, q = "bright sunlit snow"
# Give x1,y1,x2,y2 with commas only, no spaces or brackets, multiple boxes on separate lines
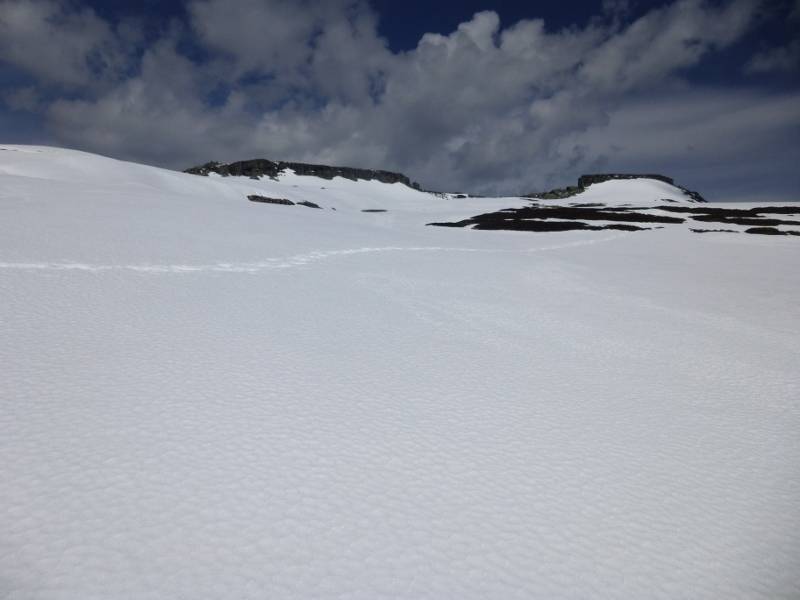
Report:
1,146,799,599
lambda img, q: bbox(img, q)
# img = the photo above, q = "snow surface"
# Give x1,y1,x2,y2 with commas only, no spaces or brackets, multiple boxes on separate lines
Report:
562,177,698,205
1,145,799,599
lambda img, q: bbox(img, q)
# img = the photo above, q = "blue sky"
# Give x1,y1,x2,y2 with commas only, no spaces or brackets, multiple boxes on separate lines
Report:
1,0,798,199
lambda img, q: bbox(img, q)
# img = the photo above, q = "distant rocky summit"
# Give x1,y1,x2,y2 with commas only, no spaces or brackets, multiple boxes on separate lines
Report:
528,173,707,203
186,158,421,189
189,160,709,206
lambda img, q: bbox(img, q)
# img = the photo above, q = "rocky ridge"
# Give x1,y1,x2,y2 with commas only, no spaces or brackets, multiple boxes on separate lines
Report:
186,159,421,189
186,160,796,236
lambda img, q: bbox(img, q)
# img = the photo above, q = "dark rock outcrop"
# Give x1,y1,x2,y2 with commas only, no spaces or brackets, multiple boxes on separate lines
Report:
428,205,683,232
657,205,800,216
655,205,800,227
429,199,800,235
296,201,322,209
692,215,800,227
187,159,421,189
526,185,583,201
430,218,650,232
247,195,294,205
745,227,800,236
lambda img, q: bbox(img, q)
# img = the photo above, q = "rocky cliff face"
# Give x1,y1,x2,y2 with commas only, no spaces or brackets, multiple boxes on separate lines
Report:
186,159,421,189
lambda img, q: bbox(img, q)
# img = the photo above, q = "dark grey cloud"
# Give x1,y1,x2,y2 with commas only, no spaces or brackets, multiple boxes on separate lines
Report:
1,0,798,200
745,0,800,75
745,39,800,73
0,0,136,87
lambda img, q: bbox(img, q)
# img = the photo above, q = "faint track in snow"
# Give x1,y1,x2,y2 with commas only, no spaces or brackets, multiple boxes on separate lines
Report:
0,233,630,274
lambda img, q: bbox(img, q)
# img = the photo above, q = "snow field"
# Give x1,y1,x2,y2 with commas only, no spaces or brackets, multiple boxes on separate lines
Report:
1,146,799,599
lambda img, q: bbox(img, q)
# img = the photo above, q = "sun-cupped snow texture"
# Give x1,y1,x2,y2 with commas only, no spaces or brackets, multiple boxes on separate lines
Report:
1,145,799,600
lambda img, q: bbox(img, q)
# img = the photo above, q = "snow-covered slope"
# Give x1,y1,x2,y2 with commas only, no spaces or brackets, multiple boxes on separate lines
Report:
562,177,701,204
1,145,799,599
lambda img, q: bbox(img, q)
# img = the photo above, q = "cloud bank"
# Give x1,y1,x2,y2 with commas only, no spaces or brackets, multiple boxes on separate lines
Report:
1,0,798,200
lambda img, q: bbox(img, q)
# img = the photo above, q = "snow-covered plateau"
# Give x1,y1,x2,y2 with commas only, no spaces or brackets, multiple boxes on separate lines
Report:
1,145,799,599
